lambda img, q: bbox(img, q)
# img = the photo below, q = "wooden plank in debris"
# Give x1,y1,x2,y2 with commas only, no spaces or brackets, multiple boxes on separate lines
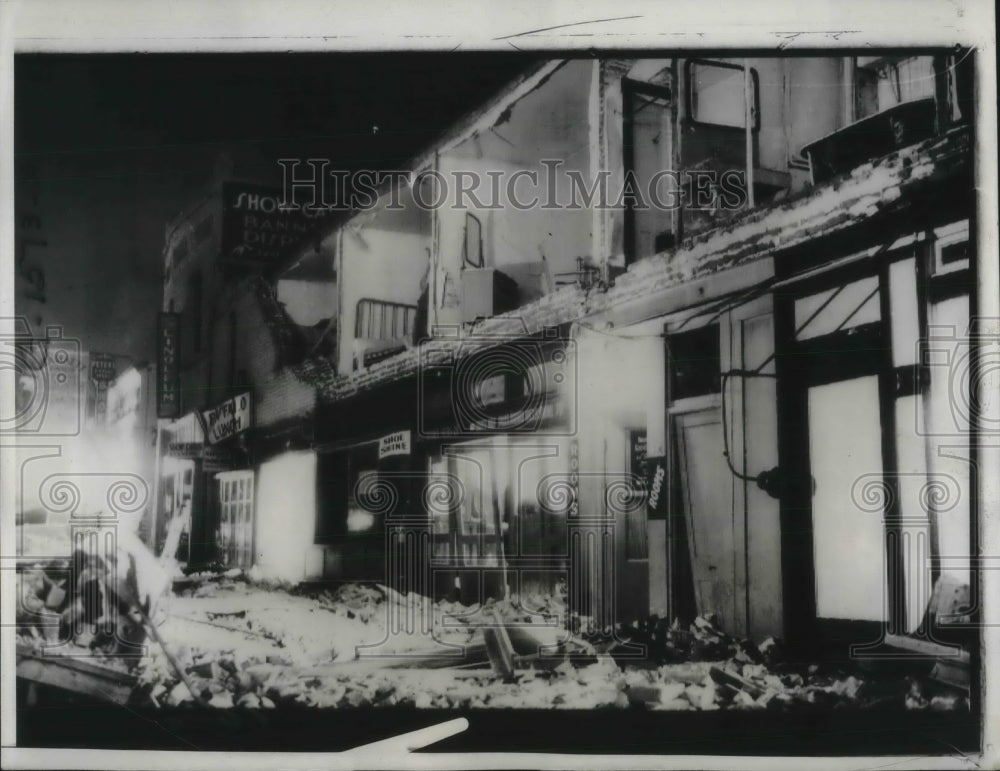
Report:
884,633,970,663
709,665,764,699
930,658,970,693
884,633,970,693
16,650,136,705
482,610,517,682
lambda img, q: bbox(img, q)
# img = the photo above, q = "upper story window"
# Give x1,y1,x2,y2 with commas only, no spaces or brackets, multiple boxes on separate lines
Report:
687,59,760,131
854,56,936,121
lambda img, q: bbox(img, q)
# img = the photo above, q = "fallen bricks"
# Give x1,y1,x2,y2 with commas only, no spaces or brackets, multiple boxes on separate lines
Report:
27,567,966,713
129,578,975,712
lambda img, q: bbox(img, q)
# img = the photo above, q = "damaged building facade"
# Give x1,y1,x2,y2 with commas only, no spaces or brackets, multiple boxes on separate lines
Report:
153,52,977,658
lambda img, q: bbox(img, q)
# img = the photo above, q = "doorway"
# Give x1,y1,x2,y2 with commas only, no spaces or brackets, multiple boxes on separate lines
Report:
775,266,897,652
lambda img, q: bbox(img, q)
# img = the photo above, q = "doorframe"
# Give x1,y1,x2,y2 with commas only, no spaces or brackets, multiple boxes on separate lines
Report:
622,77,676,267
773,257,906,654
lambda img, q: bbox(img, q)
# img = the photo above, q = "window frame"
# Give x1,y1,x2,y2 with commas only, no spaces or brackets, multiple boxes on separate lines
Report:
685,58,761,133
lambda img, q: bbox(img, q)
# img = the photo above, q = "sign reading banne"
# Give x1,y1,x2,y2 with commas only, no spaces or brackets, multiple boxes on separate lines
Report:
201,392,252,445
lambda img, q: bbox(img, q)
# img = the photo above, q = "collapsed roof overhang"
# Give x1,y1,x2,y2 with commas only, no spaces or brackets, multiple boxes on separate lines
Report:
309,125,970,405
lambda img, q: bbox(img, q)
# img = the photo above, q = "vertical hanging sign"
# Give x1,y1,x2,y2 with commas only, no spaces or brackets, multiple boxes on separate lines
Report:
157,312,181,418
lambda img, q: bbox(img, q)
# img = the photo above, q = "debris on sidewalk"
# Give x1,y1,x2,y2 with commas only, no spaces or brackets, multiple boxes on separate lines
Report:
15,528,172,703
125,574,974,712
19,548,972,714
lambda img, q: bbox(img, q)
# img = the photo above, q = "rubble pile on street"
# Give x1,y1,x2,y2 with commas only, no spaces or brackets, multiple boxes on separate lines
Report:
19,559,970,713
138,649,629,710
16,555,147,662
15,529,174,704
125,577,970,711
613,613,970,712
606,613,783,665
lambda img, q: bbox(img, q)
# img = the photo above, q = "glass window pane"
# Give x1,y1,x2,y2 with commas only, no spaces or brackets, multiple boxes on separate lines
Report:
895,395,932,633
926,296,972,586
890,258,920,367
795,275,881,341
808,375,887,621
690,62,754,128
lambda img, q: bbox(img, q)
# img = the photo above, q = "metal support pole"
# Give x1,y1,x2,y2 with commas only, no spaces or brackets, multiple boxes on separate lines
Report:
150,419,163,553
744,58,755,209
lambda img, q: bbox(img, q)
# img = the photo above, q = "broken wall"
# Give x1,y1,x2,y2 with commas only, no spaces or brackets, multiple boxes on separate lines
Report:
432,60,595,330
337,210,430,372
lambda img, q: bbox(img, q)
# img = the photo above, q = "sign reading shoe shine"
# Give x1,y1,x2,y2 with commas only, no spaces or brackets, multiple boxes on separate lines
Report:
201,392,252,445
378,430,411,459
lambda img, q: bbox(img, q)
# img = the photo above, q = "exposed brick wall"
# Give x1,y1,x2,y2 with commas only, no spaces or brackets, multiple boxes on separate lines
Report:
183,275,331,428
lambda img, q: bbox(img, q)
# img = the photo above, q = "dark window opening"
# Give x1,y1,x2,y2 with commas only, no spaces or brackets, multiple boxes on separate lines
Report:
463,213,484,268
940,241,968,265
668,324,721,400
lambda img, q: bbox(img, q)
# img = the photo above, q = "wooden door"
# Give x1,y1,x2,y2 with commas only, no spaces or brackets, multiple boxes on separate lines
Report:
673,406,742,636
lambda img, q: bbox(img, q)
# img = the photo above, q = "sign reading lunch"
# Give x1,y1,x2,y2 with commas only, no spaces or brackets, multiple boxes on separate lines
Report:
201,392,252,445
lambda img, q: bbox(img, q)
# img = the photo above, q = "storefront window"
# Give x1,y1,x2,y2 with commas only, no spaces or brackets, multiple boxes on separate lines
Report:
890,257,920,367
925,294,972,587
216,470,254,568
348,469,379,533
793,274,880,341
427,456,455,559
315,442,382,543
450,447,500,566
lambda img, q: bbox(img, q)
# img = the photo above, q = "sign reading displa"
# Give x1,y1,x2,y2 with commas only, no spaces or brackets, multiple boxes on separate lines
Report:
378,430,411,460
201,392,251,445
